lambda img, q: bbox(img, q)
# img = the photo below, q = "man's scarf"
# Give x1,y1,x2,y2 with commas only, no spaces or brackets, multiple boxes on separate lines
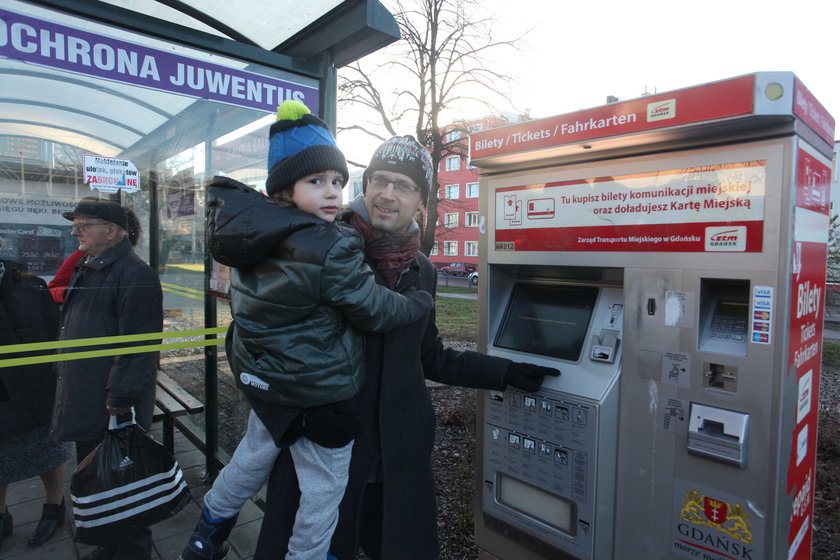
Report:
346,196,420,289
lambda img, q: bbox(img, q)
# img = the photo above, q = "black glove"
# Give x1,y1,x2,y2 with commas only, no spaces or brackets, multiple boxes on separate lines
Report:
301,398,358,448
504,362,560,393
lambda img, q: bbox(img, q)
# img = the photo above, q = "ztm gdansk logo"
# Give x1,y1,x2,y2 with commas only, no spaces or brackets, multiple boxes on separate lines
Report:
705,226,747,251
647,99,676,122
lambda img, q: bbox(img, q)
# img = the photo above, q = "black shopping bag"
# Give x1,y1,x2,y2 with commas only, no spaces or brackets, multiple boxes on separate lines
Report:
70,413,191,544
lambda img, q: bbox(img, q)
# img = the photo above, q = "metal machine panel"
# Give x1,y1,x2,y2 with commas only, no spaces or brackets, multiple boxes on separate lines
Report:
478,281,622,559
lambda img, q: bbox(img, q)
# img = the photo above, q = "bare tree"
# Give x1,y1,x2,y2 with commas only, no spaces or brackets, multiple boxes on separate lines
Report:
338,0,524,255
827,214,840,317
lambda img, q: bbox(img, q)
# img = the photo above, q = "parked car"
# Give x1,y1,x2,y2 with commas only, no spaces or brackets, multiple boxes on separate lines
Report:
439,262,476,277
467,271,478,286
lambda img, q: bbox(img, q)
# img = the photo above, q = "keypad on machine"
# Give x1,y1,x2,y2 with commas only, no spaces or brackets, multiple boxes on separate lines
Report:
710,316,747,341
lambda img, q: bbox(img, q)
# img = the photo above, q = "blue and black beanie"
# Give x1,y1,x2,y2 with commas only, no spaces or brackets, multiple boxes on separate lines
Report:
265,100,349,196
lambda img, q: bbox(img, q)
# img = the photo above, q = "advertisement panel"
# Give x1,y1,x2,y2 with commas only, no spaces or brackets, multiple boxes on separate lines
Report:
495,161,766,253
785,143,830,560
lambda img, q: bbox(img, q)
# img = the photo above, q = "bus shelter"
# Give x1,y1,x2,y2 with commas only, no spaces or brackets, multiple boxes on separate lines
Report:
0,0,398,475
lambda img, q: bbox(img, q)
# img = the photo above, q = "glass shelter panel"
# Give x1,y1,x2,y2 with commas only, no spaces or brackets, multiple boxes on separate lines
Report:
0,1,318,461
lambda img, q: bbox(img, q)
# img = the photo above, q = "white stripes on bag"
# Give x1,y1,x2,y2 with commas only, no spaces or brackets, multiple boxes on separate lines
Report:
71,465,187,528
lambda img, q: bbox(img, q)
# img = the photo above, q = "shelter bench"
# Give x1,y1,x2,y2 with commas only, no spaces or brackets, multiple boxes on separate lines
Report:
153,371,204,453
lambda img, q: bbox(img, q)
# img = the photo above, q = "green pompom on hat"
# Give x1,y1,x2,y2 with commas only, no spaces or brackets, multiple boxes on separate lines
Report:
266,100,348,196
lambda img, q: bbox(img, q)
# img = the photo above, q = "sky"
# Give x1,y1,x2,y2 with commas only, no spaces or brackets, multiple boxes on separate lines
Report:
335,0,840,166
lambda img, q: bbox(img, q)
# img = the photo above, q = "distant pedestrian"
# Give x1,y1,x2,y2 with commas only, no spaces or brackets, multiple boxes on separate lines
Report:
0,248,68,551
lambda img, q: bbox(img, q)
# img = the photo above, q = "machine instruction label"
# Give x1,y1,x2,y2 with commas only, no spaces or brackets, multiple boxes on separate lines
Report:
495,161,766,252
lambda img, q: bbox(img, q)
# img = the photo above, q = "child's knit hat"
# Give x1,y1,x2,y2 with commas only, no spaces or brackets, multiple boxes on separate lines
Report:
265,100,348,196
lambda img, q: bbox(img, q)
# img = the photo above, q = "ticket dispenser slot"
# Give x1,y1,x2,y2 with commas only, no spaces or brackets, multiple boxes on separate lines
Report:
687,403,749,468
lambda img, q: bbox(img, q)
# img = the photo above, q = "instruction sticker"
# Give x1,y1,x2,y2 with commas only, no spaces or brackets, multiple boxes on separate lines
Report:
662,351,690,388
662,397,687,433
751,286,773,344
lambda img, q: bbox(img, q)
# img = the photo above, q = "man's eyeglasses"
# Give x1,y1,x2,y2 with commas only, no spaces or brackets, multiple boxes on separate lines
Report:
368,174,421,197
71,221,110,233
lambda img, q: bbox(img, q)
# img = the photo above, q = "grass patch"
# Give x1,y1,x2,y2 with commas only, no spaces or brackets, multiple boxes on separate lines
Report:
824,339,840,368
435,295,478,343
437,284,477,294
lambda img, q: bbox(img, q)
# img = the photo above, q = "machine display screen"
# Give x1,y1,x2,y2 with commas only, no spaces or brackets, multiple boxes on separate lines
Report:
494,284,599,361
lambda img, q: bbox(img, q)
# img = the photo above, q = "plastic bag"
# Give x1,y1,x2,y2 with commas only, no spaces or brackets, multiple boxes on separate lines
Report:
70,412,191,544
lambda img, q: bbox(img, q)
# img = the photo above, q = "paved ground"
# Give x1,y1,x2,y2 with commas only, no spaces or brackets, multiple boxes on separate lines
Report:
0,425,264,560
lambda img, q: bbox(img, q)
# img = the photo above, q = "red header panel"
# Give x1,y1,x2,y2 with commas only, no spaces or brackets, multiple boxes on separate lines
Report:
471,75,757,159
793,78,835,145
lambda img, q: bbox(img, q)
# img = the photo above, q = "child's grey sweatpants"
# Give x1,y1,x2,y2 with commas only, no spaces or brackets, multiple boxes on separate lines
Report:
203,409,353,560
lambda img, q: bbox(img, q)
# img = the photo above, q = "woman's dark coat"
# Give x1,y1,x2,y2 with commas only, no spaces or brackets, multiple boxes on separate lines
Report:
50,238,162,442
254,211,511,560
0,259,60,440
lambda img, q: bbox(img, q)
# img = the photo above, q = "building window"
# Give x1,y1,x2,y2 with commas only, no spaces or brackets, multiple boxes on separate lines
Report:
446,130,461,143
445,155,460,171
444,213,459,228
466,182,479,198
348,177,363,200
465,241,478,257
466,212,479,227
444,241,458,256
445,184,460,199
429,242,438,256
468,123,483,133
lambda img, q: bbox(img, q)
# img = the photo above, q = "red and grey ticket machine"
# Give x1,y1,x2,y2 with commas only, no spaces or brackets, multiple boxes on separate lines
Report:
470,72,833,560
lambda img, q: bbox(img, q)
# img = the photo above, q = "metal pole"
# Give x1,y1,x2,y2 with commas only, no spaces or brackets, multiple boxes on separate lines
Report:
203,140,219,478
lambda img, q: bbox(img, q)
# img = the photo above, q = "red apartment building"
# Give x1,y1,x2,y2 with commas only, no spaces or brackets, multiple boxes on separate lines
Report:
431,116,509,272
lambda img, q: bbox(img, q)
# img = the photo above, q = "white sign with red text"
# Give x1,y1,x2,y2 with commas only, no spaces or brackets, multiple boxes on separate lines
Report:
495,161,766,253
83,155,140,194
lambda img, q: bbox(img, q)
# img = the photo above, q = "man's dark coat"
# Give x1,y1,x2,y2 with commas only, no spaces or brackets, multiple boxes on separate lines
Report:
254,216,510,560
51,238,162,442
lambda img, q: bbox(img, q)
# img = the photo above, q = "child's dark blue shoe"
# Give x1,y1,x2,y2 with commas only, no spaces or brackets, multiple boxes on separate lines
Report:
178,506,237,560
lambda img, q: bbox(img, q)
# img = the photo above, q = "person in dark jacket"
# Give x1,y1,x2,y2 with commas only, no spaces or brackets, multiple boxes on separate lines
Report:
48,208,143,305
0,255,68,551
254,136,559,560
179,102,432,560
50,197,163,560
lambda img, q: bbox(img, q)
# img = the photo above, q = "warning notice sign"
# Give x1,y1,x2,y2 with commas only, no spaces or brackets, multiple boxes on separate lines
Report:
83,155,140,194
495,160,765,253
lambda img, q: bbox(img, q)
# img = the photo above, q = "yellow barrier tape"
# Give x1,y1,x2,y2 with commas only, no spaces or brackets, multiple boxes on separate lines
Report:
161,282,204,295
161,282,205,301
0,337,225,368
165,263,204,273
0,326,228,355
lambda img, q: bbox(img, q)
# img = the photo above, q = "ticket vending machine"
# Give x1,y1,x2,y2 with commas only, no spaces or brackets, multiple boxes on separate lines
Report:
470,73,834,560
